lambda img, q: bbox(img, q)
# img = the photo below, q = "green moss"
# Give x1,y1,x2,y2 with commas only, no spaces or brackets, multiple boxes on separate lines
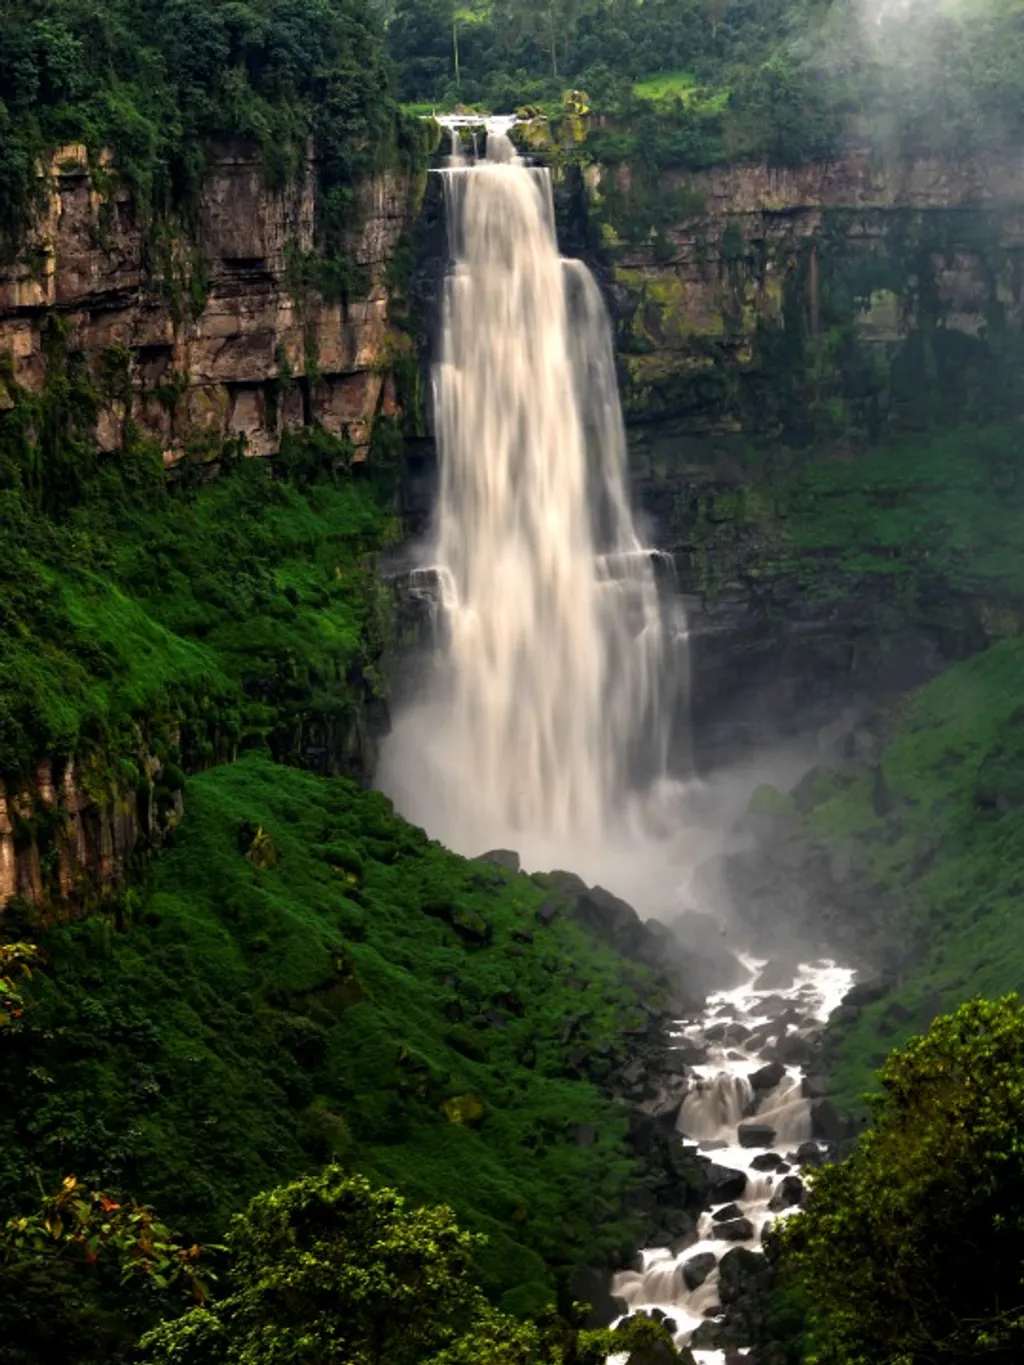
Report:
1,754,666,1304
792,638,1024,1113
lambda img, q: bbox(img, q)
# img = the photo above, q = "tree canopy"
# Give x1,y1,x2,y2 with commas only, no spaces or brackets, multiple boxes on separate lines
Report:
777,995,1024,1363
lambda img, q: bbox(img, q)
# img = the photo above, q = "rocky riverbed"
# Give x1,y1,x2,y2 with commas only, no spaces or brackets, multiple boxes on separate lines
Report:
613,955,857,1363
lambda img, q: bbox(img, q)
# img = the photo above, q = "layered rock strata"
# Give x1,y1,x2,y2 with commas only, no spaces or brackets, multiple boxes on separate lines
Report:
0,141,416,462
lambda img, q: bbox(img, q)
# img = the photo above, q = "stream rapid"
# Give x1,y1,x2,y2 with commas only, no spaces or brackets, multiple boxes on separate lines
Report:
614,956,856,1363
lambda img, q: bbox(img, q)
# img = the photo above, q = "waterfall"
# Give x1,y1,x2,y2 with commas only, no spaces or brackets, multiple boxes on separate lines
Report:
380,121,684,869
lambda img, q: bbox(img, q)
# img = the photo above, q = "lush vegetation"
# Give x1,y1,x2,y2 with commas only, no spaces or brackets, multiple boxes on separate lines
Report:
778,996,1024,1363
386,0,1024,168
139,1168,688,1365
0,0,421,249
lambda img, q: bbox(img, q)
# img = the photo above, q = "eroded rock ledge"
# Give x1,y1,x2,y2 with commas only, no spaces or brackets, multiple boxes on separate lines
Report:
0,141,419,463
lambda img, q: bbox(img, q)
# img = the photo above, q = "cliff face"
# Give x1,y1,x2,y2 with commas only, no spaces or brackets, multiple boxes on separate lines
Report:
0,141,417,463
590,149,1024,434
0,143,422,915
553,146,1024,748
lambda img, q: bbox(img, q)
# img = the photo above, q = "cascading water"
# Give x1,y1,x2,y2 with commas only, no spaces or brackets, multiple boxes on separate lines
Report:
379,119,686,870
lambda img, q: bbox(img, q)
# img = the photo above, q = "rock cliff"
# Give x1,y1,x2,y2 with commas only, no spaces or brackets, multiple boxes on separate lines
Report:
0,140,420,463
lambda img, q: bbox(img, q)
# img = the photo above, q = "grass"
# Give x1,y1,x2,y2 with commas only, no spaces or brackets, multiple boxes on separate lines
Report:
1,754,667,1311
0,452,398,780
796,637,1024,1113
632,70,731,111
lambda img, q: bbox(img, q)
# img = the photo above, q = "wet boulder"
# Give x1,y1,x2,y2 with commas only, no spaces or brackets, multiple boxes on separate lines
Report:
738,1121,776,1148
768,1175,805,1212
750,1061,786,1093
717,1246,771,1306
713,1217,755,1241
796,1141,825,1167
683,1252,718,1291
705,1163,748,1201
712,1202,744,1222
751,1152,785,1172
810,1098,844,1142
474,849,520,872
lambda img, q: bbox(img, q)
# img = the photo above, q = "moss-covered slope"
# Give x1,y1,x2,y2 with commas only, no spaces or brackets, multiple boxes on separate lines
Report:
1,754,681,1312
751,637,1024,1116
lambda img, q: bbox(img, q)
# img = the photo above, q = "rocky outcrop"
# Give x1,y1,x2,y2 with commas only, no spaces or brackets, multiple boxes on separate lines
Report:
0,141,420,462
0,749,182,914
587,149,1024,432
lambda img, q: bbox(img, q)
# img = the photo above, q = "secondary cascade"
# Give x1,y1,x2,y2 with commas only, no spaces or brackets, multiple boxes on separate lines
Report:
380,117,684,862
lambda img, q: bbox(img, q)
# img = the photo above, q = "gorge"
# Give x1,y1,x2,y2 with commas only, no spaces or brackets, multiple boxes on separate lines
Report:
5,3,1024,1360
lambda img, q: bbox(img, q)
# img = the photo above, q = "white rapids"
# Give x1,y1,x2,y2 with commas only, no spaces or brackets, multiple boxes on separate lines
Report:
613,956,856,1363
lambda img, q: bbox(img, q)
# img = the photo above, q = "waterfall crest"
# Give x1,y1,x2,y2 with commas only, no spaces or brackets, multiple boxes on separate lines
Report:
380,123,683,863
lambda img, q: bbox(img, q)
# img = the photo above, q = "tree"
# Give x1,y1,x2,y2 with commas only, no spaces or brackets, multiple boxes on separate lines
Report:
0,1174,216,1365
777,996,1024,1363
140,1167,689,1365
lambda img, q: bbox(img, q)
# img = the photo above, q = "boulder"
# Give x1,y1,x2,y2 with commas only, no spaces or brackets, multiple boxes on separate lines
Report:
768,1175,805,1212
796,1141,825,1167
717,1246,770,1306
568,1267,627,1327
683,1252,718,1291
810,1098,844,1142
737,1121,776,1148
751,1152,784,1172
750,1061,786,1093
705,1163,748,1201
474,849,520,872
713,1217,755,1241
712,1202,744,1222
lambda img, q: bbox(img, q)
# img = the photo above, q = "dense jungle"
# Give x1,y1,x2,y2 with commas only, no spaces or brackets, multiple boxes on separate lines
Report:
4,1,1024,1363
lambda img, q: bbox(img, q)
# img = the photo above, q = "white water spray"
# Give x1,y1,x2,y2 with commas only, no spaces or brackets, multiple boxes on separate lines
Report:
380,120,684,870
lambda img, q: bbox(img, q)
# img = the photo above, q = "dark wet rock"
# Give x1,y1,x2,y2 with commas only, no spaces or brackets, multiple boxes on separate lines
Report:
755,994,792,1018
750,1060,786,1092
751,1152,785,1171
669,1214,700,1255
705,1163,748,1200
569,1267,628,1327
810,1098,844,1142
713,1217,755,1241
704,1022,729,1042
713,1202,744,1222
673,1042,709,1065
640,1073,691,1123
770,1033,815,1067
537,900,560,926
768,1174,805,1211
796,1141,825,1167
683,1252,718,1291
474,848,520,872
738,1121,776,1148
690,1319,727,1350
829,1004,862,1027
718,1246,771,1305
536,869,588,895
802,1073,829,1099
843,978,886,1008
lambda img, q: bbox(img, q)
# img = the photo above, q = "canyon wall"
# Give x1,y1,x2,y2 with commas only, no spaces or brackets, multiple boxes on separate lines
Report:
0,141,420,464
0,141,423,914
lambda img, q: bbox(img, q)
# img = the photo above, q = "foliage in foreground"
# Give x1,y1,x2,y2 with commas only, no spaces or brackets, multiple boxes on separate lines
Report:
139,1168,688,1365
778,996,1024,1363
